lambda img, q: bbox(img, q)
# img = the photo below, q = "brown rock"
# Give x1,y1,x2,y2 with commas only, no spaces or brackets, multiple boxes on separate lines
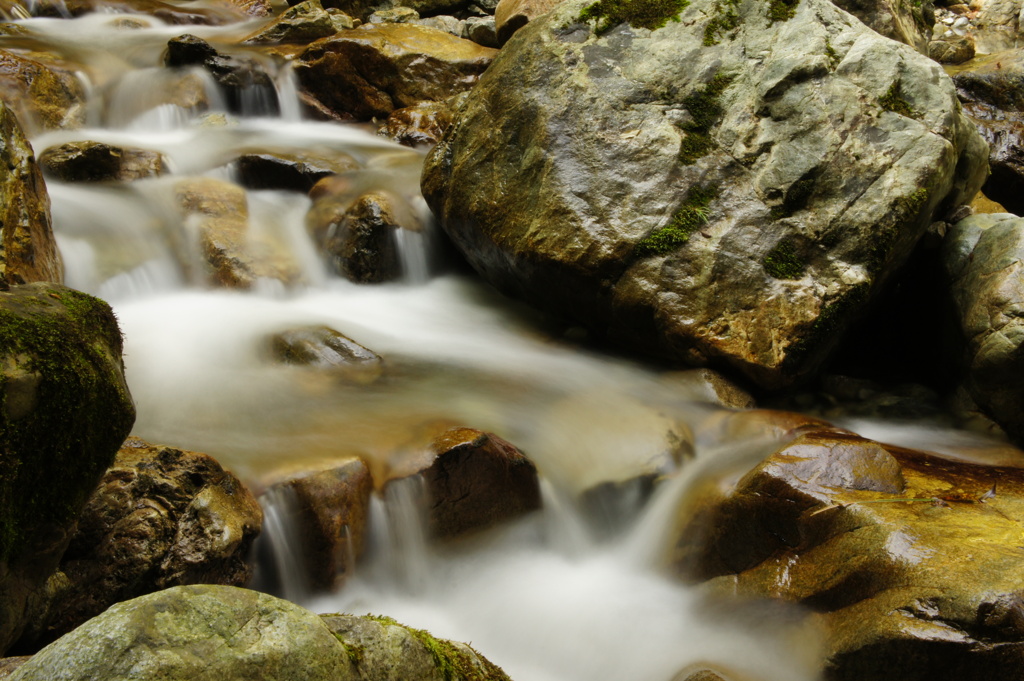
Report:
387,427,542,539
929,36,975,64
39,141,166,183
241,0,338,44
294,23,496,121
267,325,383,382
494,0,562,44
321,190,416,283
675,431,1024,680
0,102,61,286
175,177,302,288
19,437,262,649
379,100,454,147
0,49,84,133
264,460,373,590
660,369,756,410
234,149,359,192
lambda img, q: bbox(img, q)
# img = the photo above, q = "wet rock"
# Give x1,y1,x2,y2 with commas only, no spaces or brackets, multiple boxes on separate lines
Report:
262,459,373,590
423,0,988,390
0,49,84,132
580,473,659,537
660,368,756,409
327,7,359,28
18,437,262,649
928,36,974,63
38,141,166,183
675,431,1024,681
379,99,454,146
386,427,542,539
267,325,384,381
953,51,1024,215
464,15,498,46
672,664,759,681
231,0,273,16
234,150,359,192
175,177,302,288
943,212,1024,445
241,0,338,44
294,23,496,121
0,102,61,286
0,284,135,654
321,614,511,681
369,5,419,20
165,34,279,115
695,409,851,448
17,0,247,23
493,0,562,44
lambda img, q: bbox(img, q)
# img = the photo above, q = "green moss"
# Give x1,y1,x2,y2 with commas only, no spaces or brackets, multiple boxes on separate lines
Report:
0,285,134,560
879,82,916,118
763,240,805,279
767,0,798,22
678,73,735,164
368,614,510,681
333,634,364,669
824,38,838,69
866,187,928,274
703,0,741,45
579,0,689,34
635,184,717,256
783,283,870,370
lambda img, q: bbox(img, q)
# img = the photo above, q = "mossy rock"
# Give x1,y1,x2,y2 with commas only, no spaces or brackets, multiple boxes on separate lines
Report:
0,283,135,654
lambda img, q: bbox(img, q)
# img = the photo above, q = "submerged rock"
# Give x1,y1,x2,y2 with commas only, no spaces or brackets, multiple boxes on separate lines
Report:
294,23,497,121
675,431,1024,680
267,325,384,381
39,141,166,183
0,102,61,286
19,438,262,649
943,212,1024,445
386,427,542,539
422,0,987,390
0,284,135,654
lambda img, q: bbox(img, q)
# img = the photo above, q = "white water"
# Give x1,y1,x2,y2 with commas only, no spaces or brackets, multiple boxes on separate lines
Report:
8,6,1013,680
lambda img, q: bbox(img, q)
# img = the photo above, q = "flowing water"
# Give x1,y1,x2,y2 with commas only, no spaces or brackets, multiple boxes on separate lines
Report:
3,7,1014,680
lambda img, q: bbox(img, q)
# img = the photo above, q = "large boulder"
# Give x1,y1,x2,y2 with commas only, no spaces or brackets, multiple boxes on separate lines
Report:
943,212,1024,444
0,103,61,286
674,431,1024,680
422,0,988,390
8,585,511,681
19,437,263,649
294,23,497,121
0,284,135,654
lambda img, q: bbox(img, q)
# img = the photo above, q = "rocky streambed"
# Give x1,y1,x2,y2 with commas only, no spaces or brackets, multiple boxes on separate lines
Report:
3,0,1024,678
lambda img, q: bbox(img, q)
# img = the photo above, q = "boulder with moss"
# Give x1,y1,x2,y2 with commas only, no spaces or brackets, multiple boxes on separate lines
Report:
422,0,987,390
0,283,135,654
673,430,1024,680
0,102,61,286
0,50,84,133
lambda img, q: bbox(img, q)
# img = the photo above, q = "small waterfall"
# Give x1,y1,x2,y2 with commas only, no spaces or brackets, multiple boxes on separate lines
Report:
254,485,313,603
378,476,435,594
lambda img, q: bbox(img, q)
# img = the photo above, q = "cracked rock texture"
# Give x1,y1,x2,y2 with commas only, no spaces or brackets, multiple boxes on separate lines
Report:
422,0,987,389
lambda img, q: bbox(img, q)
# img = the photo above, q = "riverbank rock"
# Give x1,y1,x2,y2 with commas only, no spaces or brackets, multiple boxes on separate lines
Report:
294,23,497,121
0,50,85,133
953,51,1024,215
175,177,303,288
943,212,1024,445
422,0,988,390
39,141,166,183
8,585,510,681
18,437,262,649
0,284,135,654
386,427,541,538
262,459,373,590
674,431,1024,680
241,0,338,44
0,102,61,286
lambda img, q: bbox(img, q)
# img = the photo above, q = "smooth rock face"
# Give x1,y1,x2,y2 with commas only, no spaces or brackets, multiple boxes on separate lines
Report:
294,23,497,121
0,102,61,286
0,50,84,132
423,0,988,389
22,438,262,648
386,427,542,538
675,431,1024,680
943,212,1024,444
38,141,166,183
8,585,355,681
268,325,384,380
0,284,135,654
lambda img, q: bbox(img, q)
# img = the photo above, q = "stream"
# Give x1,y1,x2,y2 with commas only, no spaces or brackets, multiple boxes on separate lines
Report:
1,6,1011,680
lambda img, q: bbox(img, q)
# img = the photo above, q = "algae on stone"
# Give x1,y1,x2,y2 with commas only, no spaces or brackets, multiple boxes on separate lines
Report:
579,0,689,34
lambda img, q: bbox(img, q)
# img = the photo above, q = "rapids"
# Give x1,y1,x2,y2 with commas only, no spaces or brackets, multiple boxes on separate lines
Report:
1,7,1010,680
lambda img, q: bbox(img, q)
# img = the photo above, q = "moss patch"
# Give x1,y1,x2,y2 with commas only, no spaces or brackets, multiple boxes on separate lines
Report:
767,0,798,22
763,240,805,279
678,73,735,164
368,614,510,681
824,38,838,69
865,187,928,274
879,82,916,118
0,285,135,560
635,184,717,256
703,0,741,45
579,0,689,34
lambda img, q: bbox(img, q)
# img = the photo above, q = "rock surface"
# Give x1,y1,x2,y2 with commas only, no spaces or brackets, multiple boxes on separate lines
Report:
943,212,1024,445
494,0,563,43
294,23,497,121
379,99,455,146
830,0,933,53
675,430,1024,680
234,150,360,192
21,437,262,649
39,141,166,183
322,190,414,282
268,325,384,381
0,102,61,286
423,0,988,390
165,34,280,115
0,284,135,654
0,50,84,132
241,0,338,43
